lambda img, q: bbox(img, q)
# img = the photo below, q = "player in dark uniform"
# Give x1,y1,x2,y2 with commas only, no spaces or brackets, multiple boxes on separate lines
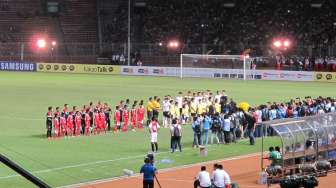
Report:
46,106,53,139
104,103,112,131
62,104,69,119
81,105,86,135
89,102,94,131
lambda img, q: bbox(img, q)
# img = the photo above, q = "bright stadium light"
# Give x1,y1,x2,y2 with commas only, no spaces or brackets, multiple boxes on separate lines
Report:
273,40,282,48
37,39,47,49
168,41,179,48
51,41,57,46
283,40,290,47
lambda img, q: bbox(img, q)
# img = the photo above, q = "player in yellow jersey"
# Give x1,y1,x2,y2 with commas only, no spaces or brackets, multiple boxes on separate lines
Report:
152,97,161,119
169,100,175,119
190,98,197,118
197,99,203,115
146,97,155,126
174,101,180,120
181,103,190,124
214,99,221,114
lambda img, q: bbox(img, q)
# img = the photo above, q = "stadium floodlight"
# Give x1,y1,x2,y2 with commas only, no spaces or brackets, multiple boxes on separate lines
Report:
168,40,179,48
283,40,290,47
273,40,282,48
51,41,57,46
37,39,47,49
180,54,250,80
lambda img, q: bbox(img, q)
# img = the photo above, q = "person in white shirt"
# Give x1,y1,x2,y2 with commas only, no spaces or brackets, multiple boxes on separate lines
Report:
215,90,222,103
148,118,160,153
194,166,211,188
162,97,171,128
211,164,231,188
176,92,183,118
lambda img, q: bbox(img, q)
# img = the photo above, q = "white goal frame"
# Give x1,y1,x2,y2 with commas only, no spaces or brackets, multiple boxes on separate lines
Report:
180,54,248,80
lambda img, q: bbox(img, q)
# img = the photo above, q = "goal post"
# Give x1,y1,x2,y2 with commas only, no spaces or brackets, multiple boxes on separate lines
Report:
180,53,250,80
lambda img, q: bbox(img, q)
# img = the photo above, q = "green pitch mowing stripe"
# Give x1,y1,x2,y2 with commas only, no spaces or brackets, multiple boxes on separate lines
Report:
0,72,334,187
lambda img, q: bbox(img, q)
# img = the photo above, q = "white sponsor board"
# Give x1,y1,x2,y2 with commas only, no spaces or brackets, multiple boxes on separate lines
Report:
120,66,314,81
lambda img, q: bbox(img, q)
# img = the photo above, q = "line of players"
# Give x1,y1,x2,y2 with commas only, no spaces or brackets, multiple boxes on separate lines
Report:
158,90,228,128
46,101,146,139
46,90,227,139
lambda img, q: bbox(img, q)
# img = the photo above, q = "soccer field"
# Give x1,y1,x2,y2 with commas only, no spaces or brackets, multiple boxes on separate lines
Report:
0,72,334,188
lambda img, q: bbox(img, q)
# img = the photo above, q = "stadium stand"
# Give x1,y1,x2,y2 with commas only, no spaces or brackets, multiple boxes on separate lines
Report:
0,0,335,67
0,0,97,63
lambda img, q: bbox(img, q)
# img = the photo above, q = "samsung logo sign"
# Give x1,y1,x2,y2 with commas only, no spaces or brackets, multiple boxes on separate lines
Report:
0,62,36,72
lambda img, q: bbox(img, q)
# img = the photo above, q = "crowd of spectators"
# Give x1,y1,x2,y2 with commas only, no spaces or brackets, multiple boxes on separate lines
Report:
241,96,335,138
141,0,336,55
272,55,336,71
188,94,335,147
99,0,336,68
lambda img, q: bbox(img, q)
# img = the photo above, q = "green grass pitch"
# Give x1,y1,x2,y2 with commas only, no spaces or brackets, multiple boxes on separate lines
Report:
0,72,334,187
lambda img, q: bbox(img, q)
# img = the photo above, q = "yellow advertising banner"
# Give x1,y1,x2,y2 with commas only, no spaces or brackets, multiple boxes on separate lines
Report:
314,72,336,82
37,63,120,75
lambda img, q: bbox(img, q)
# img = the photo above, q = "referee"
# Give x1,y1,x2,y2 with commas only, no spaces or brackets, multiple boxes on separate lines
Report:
146,97,154,126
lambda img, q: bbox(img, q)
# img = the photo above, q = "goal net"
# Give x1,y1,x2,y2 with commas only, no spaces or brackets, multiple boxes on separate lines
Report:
180,54,252,80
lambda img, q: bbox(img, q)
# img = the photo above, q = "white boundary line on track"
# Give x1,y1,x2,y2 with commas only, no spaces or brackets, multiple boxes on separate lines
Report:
59,152,261,188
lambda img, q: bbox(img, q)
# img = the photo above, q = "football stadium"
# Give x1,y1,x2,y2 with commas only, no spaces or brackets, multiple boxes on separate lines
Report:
0,1,336,188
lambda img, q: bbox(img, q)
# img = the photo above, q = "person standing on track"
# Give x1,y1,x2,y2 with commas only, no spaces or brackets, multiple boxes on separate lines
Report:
140,157,158,188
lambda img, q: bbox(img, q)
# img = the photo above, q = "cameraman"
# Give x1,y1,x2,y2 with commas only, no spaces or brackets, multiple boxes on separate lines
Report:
140,157,157,188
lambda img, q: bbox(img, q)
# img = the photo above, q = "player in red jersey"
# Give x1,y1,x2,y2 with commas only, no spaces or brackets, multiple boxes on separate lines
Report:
99,110,107,134
54,107,60,118
84,110,91,136
122,105,129,132
113,106,121,133
130,104,137,131
137,100,145,129
67,112,74,136
60,114,66,137
75,112,82,136
93,109,100,135
53,113,60,138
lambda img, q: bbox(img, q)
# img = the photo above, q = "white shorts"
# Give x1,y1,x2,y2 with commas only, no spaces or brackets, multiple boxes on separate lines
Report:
151,133,158,143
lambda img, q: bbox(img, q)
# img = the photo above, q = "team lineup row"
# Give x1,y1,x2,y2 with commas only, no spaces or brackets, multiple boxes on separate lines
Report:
44,90,228,138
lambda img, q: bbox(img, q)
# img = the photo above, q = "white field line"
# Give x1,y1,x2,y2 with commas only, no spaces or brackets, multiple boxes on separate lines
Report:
59,152,261,188
0,151,167,179
0,137,259,180
0,116,42,121
0,143,206,179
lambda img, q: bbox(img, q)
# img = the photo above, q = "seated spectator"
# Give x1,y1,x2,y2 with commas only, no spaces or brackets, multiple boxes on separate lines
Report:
211,164,232,188
194,166,211,188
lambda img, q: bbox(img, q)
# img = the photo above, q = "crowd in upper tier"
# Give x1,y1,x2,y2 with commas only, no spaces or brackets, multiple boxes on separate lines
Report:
105,0,336,56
